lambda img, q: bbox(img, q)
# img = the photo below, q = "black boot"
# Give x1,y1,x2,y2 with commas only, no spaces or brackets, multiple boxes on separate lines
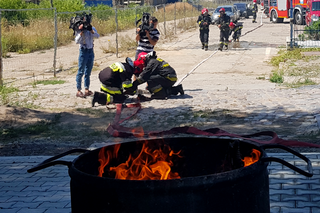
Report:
201,43,204,49
138,94,152,102
92,92,107,107
204,43,208,51
151,88,167,100
172,85,184,95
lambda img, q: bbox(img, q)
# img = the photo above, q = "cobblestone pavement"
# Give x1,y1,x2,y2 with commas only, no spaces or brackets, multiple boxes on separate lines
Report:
0,153,319,213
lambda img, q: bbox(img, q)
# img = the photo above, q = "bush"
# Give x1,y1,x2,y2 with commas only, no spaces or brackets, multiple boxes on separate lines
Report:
270,70,284,83
304,20,320,40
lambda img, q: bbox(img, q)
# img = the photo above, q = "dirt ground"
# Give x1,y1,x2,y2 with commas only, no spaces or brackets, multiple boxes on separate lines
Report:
1,13,320,156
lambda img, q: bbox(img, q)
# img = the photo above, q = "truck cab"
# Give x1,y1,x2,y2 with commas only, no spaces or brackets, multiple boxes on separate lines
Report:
305,0,320,26
268,0,307,24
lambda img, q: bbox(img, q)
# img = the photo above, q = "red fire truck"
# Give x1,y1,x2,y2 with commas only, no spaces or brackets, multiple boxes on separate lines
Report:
305,0,320,26
269,0,307,24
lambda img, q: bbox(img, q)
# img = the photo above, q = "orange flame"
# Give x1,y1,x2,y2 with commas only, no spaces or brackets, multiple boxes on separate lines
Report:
242,149,261,167
98,142,181,180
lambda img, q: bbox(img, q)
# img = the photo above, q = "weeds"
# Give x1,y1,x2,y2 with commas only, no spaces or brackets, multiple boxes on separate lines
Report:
0,85,19,105
269,69,284,83
0,114,61,140
285,78,317,88
269,48,320,87
31,79,66,86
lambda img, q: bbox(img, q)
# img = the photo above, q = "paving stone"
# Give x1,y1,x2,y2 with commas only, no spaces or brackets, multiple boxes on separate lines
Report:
6,196,37,203
311,207,320,212
270,206,281,213
297,189,320,196
270,201,296,208
0,208,22,213
11,201,42,208
16,208,48,213
280,207,311,213
0,202,16,208
297,201,320,208
282,183,309,190
282,195,310,202
44,208,71,213
37,201,69,208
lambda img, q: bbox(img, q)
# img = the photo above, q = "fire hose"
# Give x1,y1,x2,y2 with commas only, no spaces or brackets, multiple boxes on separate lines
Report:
106,103,320,148
174,11,264,86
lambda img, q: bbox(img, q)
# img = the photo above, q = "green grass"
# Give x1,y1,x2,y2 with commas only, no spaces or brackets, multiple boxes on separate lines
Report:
31,79,66,86
0,114,61,139
0,85,20,105
269,48,320,87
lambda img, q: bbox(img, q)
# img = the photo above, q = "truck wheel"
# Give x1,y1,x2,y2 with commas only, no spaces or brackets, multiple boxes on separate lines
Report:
295,11,303,25
271,11,278,23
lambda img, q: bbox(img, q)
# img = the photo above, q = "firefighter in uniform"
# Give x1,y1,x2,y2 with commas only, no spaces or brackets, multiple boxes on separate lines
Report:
229,22,243,42
91,57,140,107
217,8,230,51
197,8,212,51
252,0,258,23
125,51,184,100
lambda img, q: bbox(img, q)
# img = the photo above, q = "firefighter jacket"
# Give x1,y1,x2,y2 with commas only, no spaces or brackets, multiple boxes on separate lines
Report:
252,3,258,13
229,24,243,37
197,14,212,30
134,58,177,86
217,14,230,32
99,62,134,95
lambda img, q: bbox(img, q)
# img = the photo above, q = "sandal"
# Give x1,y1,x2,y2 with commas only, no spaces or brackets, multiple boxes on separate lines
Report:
76,91,84,98
84,90,93,97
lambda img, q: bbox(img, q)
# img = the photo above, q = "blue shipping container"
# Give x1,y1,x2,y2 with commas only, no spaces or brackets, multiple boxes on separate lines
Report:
85,0,113,7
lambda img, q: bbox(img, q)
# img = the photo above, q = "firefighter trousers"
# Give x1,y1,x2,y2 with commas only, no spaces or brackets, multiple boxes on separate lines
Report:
147,75,176,99
199,29,209,48
253,12,257,22
219,30,229,48
232,30,241,41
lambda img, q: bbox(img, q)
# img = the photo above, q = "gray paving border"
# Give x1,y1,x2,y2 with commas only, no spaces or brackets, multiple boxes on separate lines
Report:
0,153,319,213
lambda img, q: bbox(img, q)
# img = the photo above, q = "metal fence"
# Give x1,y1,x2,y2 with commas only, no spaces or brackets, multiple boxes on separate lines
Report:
0,0,255,86
0,3,201,86
289,20,320,48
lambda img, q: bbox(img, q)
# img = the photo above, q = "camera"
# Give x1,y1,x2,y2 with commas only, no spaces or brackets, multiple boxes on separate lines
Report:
136,12,154,37
69,12,92,35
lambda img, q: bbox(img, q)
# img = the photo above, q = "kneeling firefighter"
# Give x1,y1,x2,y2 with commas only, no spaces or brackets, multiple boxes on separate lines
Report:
92,57,140,107
125,51,184,100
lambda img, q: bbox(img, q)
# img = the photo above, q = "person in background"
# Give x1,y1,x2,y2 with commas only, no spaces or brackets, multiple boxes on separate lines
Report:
197,8,212,51
217,8,230,51
135,16,160,60
252,0,258,23
75,22,99,98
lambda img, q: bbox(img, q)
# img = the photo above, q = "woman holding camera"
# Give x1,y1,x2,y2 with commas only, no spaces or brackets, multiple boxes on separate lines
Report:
75,23,99,98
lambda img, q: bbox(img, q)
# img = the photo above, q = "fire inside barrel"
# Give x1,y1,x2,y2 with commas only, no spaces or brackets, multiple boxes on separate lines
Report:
98,141,261,180
98,142,181,180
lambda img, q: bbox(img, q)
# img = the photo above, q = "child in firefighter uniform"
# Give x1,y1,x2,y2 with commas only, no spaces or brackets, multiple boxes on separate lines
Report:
229,22,243,42
125,52,184,100
216,8,231,51
252,0,258,23
197,8,212,51
91,57,140,107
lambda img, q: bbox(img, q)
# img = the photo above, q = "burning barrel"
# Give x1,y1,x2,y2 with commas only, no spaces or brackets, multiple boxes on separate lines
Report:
28,137,313,213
